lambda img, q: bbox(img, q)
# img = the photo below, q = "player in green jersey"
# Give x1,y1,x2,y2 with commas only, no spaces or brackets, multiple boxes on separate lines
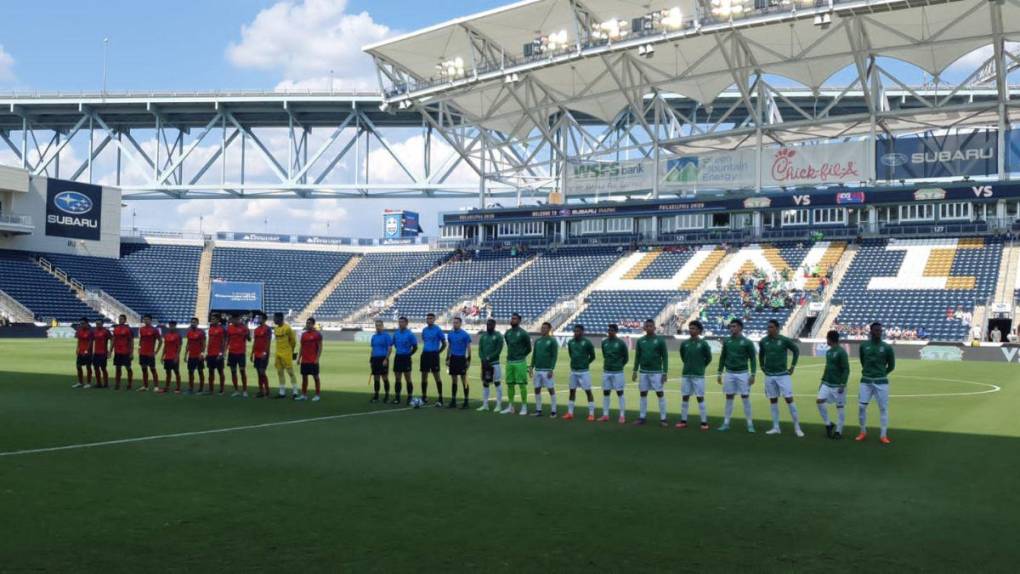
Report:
502,313,532,415
816,330,850,440
564,324,597,421
598,324,629,423
716,318,757,433
677,320,712,430
631,319,669,427
530,322,559,417
856,322,896,444
758,319,803,437
477,318,505,412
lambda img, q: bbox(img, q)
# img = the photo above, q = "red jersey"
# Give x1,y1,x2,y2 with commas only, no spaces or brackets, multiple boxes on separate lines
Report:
186,328,206,359
139,325,162,357
252,325,272,358
112,324,134,355
163,331,182,361
300,329,322,364
207,325,226,356
75,327,93,356
227,324,249,355
92,327,111,355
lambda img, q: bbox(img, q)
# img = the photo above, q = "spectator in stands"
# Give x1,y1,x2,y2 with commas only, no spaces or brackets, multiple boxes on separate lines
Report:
990,326,1003,343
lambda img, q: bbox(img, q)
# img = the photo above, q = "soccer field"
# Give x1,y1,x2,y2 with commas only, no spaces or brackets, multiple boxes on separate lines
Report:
1,338,1018,572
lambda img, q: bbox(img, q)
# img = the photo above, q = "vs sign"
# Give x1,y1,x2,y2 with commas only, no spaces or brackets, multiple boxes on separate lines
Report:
792,195,811,206
1002,347,1020,364
972,185,993,198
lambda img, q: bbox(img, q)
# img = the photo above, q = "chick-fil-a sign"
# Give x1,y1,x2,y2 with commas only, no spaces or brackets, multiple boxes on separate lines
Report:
768,146,862,185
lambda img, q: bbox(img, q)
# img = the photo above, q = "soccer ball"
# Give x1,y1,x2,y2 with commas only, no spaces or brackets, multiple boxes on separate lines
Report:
410,397,423,409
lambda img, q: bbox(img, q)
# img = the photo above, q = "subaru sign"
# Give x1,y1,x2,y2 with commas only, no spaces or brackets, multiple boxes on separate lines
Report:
45,179,102,240
876,130,997,180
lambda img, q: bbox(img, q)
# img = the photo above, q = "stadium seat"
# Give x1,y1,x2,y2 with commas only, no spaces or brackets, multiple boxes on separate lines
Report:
0,250,97,322
317,251,450,319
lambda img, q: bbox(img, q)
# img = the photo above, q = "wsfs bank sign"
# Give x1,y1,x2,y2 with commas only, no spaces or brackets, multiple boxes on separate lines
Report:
45,180,103,241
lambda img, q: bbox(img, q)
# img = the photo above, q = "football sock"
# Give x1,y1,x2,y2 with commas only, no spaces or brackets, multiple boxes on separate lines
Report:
435,380,443,402
858,403,868,434
723,398,734,424
618,394,626,417
152,369,159,387
462,387,469,405
535,392,543,413
550,393,557,414
789,403,801,429
697,400,707,423
836,405,846,432
588,402,595,416
394,381,402,401
681,399,689,422
817,403,831,424
451,382,458,401
602,394,611,417
741,397,753,424
639,395,648,419
770,403,780,428
481,385,490,406
406,382,414,399
495,384,503,408
879,407,889,438
421,380,429,401
657,396,667,420
567,399,574,415
507,383,516,405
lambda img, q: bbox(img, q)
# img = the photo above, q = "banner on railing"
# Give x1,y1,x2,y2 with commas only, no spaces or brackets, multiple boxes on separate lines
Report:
875,130,997,180
565,159,655,195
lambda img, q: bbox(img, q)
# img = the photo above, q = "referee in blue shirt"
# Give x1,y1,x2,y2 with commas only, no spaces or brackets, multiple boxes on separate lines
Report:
369,320,393,403
420,313,447,406
446,317,472,409
392,317,418,405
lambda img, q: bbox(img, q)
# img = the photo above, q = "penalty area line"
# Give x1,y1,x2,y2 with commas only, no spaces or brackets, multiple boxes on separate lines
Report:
0,407,412,458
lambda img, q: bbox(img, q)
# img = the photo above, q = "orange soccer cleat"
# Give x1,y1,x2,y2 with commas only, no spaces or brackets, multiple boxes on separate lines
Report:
880,436,892,445
586,414,595,422
597,415,610,422
854,432,868,442
562,413,574,421
675,421,688,429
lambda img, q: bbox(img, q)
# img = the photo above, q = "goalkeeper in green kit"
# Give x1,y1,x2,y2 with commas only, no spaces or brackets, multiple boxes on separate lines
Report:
502,313,532,415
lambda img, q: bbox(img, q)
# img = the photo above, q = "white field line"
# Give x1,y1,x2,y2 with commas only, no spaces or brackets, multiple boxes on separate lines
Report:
0,407,412,458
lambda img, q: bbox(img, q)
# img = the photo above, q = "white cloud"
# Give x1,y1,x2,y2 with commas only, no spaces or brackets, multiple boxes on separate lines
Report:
226,0,392,92
0,45,14,83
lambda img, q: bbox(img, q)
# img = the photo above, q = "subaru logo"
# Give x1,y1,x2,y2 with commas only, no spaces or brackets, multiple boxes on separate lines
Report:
880,153,908,167
53,191,94,215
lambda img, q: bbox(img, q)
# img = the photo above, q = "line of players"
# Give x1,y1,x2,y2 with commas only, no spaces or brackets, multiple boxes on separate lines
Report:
369,313,896,443
72,312,325,401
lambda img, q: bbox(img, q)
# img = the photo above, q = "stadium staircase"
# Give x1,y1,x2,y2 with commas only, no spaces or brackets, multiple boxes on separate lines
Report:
194,240,214,320
992,241,1019,308
345,259,451,325
0,289,34,323
35,257,141,323
807,243,858,338
297,255,362,323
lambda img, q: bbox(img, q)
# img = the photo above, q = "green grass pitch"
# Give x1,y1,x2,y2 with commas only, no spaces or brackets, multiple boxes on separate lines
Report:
1,338,1018,572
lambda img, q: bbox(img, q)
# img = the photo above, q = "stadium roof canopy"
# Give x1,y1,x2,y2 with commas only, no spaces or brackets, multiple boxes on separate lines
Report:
366,0,1020,143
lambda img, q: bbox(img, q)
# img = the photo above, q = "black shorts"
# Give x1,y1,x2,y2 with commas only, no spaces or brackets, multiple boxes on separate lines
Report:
448,355,467,376
163,360,179,371
300,363,320,377
187,358,205,372
206,355,224,370
253,356,269,371
139,355,156,368
420,351,440,373
92,354,108,368
370,356,387,376
481,360,496,383
76,355,92,368
393,354,412,373
227,353,246,369
114,354,132,368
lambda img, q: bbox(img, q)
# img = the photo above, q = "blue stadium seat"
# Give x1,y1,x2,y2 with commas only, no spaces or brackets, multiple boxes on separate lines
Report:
0,250,97,322
571,290,686,333
386,251,527,319
317,251,450,319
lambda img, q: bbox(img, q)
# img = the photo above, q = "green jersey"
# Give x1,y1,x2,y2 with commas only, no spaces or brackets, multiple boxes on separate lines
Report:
679,338,712,377
478,330,503,363
633,335,668,374
758,335,799,376
504,327,531,363
821,345,850,387
601,337,629,373
718,336,757,374
531,335,558,370
567,337,596,371
859,339,895,383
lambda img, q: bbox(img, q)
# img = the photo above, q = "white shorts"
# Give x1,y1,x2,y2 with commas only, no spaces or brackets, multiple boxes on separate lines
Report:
533,370,555,390
764,374,794,399
859,382,889,410
816,384,847,407
638,372,664,393
602,372,625,392
681,376,705,397
722,372,751,396
488,363,502,383
569,371,592,391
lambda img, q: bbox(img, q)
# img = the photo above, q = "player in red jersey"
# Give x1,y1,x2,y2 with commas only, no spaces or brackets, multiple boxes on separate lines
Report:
91,318,112,388
185,317,207,395
157,320,183,394
295,317,323,402
137,314,163,392
72,317,94,389
206,314,228,394
250,313,273,398
226,314,251,397
112,314,135,390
